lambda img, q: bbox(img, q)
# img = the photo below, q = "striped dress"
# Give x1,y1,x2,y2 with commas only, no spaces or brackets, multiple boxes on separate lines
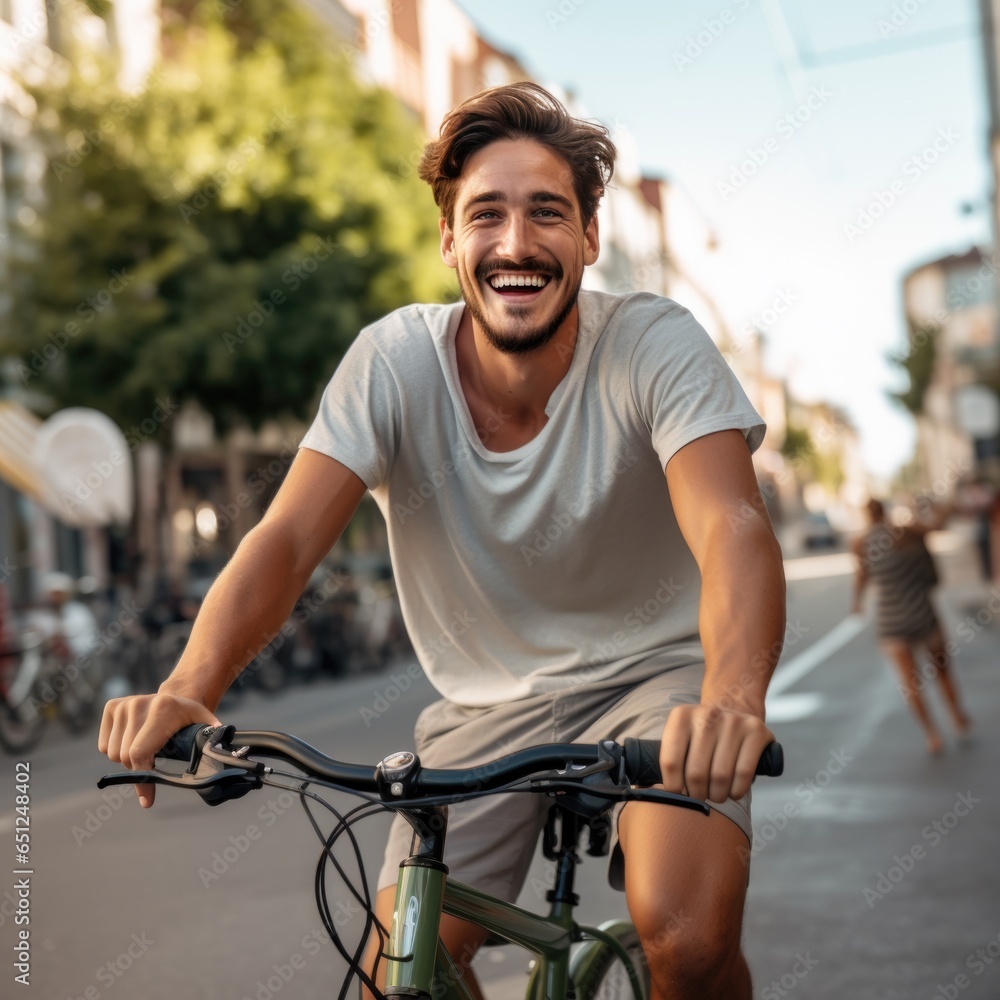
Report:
860,524,939,641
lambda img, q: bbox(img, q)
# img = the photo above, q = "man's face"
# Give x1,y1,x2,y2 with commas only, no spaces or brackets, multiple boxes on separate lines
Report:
440,138,599,355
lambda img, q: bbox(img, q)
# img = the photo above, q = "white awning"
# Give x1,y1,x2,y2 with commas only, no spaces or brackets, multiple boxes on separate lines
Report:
0,400,42,501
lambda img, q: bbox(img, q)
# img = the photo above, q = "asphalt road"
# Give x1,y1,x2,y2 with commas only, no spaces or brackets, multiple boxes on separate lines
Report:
2,534,999,1000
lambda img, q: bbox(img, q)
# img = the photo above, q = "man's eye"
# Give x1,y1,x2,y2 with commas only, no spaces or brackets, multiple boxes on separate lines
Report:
535,209,560,218
474,211,499,220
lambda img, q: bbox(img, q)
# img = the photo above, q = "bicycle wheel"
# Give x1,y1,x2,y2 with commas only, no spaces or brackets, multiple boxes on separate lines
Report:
58,675,97,734
570,921,649,1000
0,684,47,754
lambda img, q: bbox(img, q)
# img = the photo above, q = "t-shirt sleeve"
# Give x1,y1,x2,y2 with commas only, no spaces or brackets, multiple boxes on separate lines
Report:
298,332,400,490
630,304,765,470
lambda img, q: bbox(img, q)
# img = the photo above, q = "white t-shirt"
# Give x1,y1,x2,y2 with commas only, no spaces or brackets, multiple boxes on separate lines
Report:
300,290,765,707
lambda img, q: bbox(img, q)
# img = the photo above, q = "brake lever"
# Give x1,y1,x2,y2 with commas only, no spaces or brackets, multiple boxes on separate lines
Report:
529,778,711,817
97,767,264,805
97,729,267,806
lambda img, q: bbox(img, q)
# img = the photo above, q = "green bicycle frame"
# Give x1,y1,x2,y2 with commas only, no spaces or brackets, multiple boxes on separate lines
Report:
384,858,644,1000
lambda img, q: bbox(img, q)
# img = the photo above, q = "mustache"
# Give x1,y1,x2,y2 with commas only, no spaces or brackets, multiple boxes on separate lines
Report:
475,258,563,282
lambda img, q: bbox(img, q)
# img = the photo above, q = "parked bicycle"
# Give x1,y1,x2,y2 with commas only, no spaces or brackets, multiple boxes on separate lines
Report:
99,723,783,999
0,628,99,753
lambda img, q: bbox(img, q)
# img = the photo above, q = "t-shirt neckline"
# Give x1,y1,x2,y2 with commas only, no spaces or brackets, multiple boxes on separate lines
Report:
436,294,595,462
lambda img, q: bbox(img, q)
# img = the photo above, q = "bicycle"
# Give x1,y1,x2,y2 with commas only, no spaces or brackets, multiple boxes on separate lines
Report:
0,629,47,753
98,723,783,1000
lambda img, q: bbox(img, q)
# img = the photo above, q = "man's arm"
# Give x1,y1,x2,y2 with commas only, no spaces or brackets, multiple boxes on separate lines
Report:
98,449,367,804
660,429,786,805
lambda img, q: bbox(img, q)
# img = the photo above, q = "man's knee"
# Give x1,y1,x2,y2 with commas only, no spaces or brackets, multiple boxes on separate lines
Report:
621,806,749,990
630,892,743,987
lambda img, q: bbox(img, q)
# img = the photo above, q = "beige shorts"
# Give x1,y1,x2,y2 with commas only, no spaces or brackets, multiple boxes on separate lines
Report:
376,663,752,900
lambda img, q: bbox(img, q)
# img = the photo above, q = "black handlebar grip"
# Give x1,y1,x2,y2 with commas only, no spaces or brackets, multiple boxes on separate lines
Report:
159,724,210,762
622,737,663,787
622,738,784,786
756,741,784,777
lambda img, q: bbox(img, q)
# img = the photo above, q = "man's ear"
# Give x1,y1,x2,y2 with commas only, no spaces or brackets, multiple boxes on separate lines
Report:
440,216,457,269
583,210,600,267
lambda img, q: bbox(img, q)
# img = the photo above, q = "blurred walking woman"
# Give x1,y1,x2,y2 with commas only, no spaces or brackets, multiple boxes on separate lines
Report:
852,499,971,754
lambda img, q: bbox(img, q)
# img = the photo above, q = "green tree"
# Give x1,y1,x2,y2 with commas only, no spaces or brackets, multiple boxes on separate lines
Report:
4,0,453,437
780,424,814,463
887,324,938,417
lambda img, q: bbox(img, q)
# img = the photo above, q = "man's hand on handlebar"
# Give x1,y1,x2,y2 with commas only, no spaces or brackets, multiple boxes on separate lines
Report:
98,694,221,808
658,703,775,804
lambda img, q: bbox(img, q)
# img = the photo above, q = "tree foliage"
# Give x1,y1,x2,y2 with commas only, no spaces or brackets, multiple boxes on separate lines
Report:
4,0,453,437
780,424,813,462
887,324,938,417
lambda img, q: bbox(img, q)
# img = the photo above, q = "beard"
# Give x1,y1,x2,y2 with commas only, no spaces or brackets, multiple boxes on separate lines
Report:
457,258,580,356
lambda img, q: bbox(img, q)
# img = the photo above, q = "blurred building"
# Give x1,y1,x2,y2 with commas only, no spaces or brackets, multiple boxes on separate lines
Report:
0,1,158,605
2,0,806,596
163,0,782,573
901,247,1000,487
980,0,1000,254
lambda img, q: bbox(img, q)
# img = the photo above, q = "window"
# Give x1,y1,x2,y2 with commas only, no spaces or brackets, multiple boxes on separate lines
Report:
945,259,996,311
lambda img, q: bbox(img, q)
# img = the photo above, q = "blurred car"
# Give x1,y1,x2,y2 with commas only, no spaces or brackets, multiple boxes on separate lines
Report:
802,511,839,549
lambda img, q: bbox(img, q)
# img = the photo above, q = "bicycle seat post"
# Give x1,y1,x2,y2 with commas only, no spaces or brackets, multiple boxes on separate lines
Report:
542,805,583,931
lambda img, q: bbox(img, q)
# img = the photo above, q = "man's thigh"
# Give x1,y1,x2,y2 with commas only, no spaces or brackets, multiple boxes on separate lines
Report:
617,803,750,961
571,665,752,890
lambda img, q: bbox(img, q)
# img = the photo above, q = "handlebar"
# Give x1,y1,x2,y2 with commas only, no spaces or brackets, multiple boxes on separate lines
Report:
98,723,783,812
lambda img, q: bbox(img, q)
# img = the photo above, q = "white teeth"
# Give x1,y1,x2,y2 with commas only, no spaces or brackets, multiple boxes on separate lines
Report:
489,274,549,289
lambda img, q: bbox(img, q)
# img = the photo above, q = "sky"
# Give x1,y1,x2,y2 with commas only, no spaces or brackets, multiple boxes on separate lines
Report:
452,0,991,481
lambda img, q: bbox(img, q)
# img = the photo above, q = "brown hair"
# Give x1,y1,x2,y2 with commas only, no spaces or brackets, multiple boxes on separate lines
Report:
419,82,616,228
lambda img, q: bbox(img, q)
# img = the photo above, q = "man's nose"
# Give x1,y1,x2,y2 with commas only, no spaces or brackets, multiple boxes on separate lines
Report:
494,215,538,261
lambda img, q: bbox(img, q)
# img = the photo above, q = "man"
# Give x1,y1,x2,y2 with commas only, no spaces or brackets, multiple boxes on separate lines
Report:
99,82,785,999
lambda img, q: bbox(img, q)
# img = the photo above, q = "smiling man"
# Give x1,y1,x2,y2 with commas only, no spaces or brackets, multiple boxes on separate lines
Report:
99,83,785,1000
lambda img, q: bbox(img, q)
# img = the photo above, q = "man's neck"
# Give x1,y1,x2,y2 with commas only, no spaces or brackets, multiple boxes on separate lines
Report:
455,304,580,426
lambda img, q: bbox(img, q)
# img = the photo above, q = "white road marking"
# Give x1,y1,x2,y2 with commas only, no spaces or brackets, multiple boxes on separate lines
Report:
764,614,869,721
782,552,855,581
769,614,868,698
765,692,825,723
